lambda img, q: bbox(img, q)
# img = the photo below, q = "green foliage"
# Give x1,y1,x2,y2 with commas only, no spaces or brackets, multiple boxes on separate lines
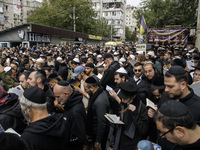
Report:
134,0,198,28
125,26,138,42
27,0,112,37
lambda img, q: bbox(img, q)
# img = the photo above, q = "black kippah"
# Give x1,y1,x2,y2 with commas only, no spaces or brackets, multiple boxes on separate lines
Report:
57,80,69,86
48,73,58,79
85,75,100,86
159,100,189,117
168,66,186,75
24,86,46,104
173,59,185,68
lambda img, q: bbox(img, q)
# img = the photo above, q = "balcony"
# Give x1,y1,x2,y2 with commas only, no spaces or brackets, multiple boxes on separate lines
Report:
103,0,126,3
103,15,123,21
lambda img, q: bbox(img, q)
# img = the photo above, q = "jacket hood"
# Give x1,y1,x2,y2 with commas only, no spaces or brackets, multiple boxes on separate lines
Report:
43,85,55,99
64,90,83,109
23,113,67,138
109,61,120,70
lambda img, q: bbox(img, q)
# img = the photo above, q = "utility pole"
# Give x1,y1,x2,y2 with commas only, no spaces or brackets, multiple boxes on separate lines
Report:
73,6,76,32
196,0,200,50
100,0,103,19
111,19,113,41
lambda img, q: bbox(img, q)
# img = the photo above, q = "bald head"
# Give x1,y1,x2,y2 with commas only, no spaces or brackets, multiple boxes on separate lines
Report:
53,83,73,105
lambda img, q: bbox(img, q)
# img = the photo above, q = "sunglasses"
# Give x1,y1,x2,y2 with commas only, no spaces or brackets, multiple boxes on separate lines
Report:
134,69,141,72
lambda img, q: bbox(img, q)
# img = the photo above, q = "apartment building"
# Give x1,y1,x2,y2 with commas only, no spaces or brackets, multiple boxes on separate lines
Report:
0,0,41,31
92,0,126,41
125,5,138,32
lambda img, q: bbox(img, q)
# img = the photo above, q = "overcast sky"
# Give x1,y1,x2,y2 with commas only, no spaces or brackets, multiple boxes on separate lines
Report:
126,0,143,6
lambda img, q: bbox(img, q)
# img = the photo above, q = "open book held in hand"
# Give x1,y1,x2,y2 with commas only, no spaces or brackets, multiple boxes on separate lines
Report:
146,98,156,110
190,81,200,97
105,113,124,124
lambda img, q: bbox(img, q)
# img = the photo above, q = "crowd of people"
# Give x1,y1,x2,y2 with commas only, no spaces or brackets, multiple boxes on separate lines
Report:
0,43,200,150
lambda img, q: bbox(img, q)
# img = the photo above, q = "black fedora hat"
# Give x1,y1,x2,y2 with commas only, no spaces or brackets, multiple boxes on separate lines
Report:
118,82,138,99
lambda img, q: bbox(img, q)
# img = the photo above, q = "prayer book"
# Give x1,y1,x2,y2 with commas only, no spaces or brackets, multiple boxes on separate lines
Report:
104,113,124,124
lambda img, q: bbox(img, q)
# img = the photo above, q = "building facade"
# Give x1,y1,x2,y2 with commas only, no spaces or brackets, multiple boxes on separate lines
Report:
0,0,41,31
125,5,138,32
0,24,109,48
92,0,126,41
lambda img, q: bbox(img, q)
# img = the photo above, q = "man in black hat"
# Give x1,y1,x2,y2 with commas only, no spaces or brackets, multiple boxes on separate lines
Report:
53,81,86,150
154,100,200,149
145,76,166,143
111,82,149,150
84,75,110,150
47,53,55,66
100,53,120,89
20,86,69,150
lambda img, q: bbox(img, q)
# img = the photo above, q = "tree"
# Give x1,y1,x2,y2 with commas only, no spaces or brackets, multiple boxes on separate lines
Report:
125,26,132,41
134,0,198,28
27,0,112,37
125,26,138,42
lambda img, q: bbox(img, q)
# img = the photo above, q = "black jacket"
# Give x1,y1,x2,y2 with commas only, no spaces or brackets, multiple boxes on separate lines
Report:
181,139,200,150
132,76,150,105
90,90,110,143
114,96,149,150
63,90,86,150
43,85,55,113
0,93,26,134
21,113,69,150
159,89,200,125
100,61,120,89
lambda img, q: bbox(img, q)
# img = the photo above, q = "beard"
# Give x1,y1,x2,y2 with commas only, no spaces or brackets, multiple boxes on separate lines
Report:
87,90,93,96
21,108,31,123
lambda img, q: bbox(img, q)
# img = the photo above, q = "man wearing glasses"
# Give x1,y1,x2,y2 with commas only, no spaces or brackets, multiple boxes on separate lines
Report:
154,100,200,149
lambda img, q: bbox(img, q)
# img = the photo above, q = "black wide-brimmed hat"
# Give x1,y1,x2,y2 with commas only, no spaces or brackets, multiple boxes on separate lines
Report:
118,82,138,99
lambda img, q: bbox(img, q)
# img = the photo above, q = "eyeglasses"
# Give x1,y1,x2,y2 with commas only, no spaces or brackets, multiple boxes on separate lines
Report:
158,127,175,137
134,69,141,72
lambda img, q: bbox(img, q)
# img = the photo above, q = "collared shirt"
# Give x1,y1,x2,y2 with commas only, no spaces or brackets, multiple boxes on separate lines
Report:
133,75,142,85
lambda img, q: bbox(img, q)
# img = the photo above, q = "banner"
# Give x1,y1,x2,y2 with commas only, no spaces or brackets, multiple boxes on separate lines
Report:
147,28,188,48
89,35,102,40
13,0,21,15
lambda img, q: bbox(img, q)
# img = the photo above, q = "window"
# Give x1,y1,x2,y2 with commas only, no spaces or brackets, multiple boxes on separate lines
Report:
3,5,8,11
4,16,9,22
112,12,116,16
27,1,30,6
116,11,120,15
